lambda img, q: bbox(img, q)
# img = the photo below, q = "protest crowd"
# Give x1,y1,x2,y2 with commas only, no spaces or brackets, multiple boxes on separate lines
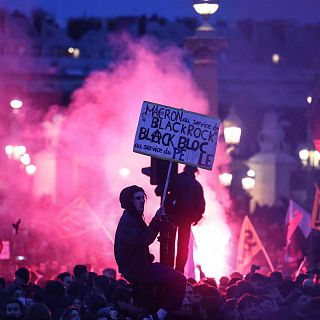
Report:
1,261,320,320
1,103,320,320
0,181,320,320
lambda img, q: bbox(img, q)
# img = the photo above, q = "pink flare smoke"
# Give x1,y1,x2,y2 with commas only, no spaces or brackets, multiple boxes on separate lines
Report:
55,36,232,278
0,35,232,279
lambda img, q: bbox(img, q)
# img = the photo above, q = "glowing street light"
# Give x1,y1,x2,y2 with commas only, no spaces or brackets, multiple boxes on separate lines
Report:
299,148,320,168
223,107,242,146
219,172,233,187
5,145,14,157
25,164,36,175
247,169,256,178
119,167,130,178
193,0,219,31
5,145,26,160
68,47,80,58
193,0,219,15
20,153,31,166
10,99,23,109
242,176,255,191
272,53,281,64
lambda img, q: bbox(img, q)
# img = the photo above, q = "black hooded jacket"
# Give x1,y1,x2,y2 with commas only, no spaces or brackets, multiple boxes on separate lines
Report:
114,209,161,282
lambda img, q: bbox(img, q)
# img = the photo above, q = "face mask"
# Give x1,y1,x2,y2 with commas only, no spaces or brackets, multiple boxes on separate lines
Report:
17,297,26,305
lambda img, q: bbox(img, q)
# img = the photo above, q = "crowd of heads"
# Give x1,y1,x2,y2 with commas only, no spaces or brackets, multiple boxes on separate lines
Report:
1,263,320,320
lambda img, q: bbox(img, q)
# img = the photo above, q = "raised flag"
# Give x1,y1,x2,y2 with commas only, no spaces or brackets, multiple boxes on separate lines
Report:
237,216,274,274
311,184,320,231
55,197,113,243
185,231,196,280
285,200,312,244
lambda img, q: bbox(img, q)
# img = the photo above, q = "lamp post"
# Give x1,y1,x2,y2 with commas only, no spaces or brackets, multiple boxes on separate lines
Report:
219,172,233,187
223,107,242,151
185,0,227,116
298,148,320,168
9,99,23,110
193,0,219,33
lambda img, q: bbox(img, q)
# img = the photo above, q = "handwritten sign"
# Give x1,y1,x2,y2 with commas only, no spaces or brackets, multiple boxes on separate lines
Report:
133,101,220,170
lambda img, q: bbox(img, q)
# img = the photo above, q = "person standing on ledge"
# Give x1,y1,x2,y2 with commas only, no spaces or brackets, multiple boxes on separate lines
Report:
156,165,206,273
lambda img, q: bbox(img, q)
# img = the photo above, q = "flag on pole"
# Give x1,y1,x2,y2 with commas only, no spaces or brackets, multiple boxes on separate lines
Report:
237,216,274,274
311,184,320,231
55,197,113,243
185,231,196,280
285,200,312,245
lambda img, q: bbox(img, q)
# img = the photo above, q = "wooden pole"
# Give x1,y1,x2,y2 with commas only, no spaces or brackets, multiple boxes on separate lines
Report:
161,161,173,208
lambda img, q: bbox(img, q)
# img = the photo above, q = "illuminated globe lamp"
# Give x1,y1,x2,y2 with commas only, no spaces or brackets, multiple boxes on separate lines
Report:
5,145,26,160
119,167,130,178
223,107,242,152
242,170,256,191
193,0,219,32
9,99,23,109
5,145,14,158
25,164,36,175
20,153,31,166
298,148,320,168
219,172,233,187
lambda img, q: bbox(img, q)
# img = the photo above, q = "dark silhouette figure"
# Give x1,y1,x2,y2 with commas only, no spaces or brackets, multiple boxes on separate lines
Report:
12,219,21,234
156,166,205,273
114,185,186,320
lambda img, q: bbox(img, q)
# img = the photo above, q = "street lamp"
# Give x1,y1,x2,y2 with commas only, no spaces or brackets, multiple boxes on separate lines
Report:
20,153,31,166
119,167,130,178
223,107,242,147
5,145,26,160
242,176,255,191
9,99,23,109
193,0,219,32
219,172,233,187
242,169,256,191
25,164,36,175
298,148,320,168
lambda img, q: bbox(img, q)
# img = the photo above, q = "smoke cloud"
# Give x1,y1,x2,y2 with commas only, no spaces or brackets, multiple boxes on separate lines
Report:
0,34,231,279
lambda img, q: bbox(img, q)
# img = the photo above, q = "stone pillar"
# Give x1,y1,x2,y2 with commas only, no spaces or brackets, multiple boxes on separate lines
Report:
247,112,296,211
185,29,227,117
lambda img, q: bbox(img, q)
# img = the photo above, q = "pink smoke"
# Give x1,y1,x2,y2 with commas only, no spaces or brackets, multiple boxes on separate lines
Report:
53,35,232,278
0,34,232,279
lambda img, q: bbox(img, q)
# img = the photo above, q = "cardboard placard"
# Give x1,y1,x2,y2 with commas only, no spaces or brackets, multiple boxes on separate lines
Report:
133,101,220,170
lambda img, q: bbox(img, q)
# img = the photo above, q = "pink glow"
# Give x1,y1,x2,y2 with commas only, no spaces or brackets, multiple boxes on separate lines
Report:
0,35,232,278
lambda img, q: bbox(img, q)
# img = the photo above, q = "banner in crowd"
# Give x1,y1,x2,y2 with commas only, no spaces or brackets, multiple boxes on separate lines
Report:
133,101,220,170
285,200,312,245
0,240,10,260
55,197,99,238
311,184,320,231
237,216,274,273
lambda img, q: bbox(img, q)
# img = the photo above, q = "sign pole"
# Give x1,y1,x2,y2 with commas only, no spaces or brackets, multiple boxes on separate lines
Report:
161,161,173,208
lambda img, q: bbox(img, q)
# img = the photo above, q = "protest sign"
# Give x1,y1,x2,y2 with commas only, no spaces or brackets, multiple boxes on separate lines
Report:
133,101,220,170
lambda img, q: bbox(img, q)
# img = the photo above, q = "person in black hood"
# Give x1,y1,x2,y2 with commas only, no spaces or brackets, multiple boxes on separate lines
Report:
114,185,187,320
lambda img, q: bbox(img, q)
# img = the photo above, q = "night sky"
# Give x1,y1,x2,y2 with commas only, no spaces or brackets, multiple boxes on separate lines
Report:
2,0,320,25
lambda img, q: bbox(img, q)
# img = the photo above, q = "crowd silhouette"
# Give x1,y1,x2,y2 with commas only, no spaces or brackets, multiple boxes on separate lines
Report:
1,263,320,319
